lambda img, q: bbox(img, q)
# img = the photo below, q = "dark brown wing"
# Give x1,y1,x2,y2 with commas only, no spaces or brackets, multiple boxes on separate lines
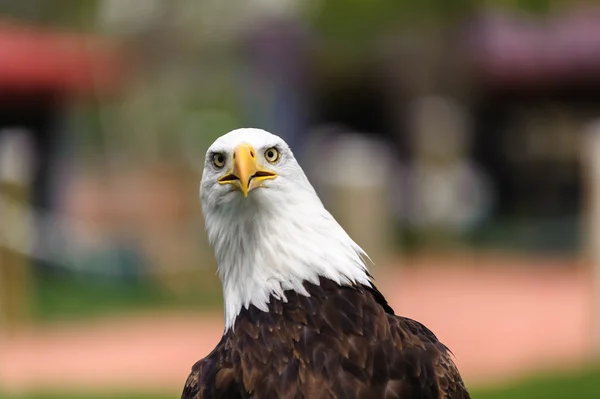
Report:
181,359,203,399
386,315,470,398
288,279,471,398
181,336,248,399
370,282,469,397
368,281,469,398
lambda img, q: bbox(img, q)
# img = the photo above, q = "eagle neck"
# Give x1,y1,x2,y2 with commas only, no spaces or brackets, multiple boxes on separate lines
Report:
205,193,372,331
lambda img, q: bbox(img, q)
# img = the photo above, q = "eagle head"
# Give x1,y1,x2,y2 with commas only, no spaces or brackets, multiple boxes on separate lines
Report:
200,128,371,329
200,128,313,208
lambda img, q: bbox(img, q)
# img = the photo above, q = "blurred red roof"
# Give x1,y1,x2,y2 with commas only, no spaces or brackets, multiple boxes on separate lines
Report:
466,7,600,88
0,21,123,96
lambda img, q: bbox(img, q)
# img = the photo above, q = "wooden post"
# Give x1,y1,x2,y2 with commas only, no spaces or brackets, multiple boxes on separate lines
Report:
406,96,492,248
0,192,32,330
317,133,394,269
0,130,33,331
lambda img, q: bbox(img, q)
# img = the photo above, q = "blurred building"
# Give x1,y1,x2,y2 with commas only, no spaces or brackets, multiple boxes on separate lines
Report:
464,7,600,251
0,19,121,327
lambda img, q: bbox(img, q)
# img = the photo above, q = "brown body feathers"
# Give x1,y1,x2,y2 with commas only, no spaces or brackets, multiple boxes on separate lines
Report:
182,277,469,399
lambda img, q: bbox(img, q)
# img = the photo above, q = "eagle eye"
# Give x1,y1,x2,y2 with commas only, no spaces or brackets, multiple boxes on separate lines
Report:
264,147,280,163
213,153,226,168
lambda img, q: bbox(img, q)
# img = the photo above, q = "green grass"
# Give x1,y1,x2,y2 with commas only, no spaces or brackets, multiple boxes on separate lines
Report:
3,365,599,399
31,268,223,322
469,366,600,399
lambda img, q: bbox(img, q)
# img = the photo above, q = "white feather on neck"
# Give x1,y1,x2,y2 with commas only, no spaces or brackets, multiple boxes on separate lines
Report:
203,174,372,331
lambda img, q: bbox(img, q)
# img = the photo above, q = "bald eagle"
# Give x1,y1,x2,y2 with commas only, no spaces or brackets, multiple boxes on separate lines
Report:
182,128,470,399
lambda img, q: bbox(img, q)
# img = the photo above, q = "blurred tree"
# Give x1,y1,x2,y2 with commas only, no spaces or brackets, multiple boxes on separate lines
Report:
0,0,99,30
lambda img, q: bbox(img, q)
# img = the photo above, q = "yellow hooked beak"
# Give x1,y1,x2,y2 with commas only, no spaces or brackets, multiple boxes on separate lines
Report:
218,144,277,197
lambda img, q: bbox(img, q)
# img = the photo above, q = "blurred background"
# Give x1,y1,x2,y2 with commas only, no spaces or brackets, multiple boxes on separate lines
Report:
1,0,600,398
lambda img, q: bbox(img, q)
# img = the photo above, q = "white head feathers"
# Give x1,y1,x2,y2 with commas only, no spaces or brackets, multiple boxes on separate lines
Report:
200,128,371,330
